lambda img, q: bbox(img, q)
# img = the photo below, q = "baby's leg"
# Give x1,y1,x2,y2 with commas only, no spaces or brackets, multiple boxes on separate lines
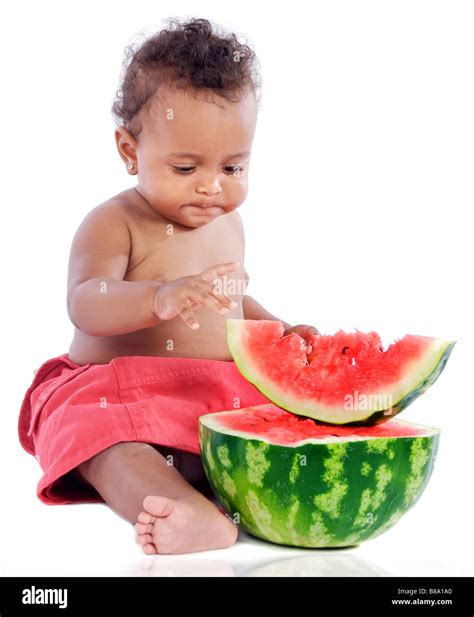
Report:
76,442,238,554
151,444,215,497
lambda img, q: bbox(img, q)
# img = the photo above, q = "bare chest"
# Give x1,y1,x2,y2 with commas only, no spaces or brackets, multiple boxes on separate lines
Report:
124,211,248,287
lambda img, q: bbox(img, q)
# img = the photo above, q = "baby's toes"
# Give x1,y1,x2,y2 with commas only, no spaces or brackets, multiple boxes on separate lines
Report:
142,543,157,555
135,522,153,535
138,511,156,525
136,532,153,546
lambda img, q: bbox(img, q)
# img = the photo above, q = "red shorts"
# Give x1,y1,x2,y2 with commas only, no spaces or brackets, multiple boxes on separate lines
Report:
18,353,271,506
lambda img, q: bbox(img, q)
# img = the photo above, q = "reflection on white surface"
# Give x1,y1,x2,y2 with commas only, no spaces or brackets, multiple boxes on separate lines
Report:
136,556,234,577
238,553,391,577
2,473,472,577
130,547,390,578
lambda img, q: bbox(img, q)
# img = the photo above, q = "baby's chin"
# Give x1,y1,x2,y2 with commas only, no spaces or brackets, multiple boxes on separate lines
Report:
177,204,229,227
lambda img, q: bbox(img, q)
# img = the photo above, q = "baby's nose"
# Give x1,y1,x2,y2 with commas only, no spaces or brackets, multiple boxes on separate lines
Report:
196,177,223,195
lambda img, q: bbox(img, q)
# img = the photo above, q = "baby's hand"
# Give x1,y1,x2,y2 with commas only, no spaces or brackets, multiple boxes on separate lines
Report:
283,324,321,354
152,262,240,329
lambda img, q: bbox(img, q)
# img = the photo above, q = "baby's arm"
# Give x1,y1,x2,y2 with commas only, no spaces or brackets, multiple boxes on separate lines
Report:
242,295,320,350
67,205,238,336
242,295,292,330
67,205,162,336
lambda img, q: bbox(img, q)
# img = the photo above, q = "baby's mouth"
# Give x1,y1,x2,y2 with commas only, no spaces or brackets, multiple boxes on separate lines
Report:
184,204,224,216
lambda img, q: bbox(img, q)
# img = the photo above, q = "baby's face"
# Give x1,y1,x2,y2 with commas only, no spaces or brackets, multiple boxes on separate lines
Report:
117,86,257,228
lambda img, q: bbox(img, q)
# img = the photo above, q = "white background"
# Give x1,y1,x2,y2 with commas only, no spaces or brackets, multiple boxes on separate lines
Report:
0,0,473,577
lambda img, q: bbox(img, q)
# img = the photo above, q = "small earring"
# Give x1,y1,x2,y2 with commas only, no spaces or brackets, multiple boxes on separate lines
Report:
127,162,134,170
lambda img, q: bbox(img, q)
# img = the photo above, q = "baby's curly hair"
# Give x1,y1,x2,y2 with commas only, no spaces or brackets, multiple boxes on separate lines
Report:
111,17,262,139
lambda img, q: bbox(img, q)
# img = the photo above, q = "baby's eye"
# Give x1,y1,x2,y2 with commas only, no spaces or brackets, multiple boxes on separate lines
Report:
172,166,195,174
171,165,244,175
224,165,244,175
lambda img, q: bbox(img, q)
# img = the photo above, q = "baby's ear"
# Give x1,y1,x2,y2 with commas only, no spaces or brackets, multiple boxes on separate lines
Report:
115,126,132,145
114,126,138,165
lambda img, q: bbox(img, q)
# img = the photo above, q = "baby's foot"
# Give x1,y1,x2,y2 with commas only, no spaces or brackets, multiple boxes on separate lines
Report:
134,494,239,555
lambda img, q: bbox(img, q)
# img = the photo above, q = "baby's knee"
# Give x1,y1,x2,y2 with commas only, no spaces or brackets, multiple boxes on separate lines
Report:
77,441,153,481
113,441,155,459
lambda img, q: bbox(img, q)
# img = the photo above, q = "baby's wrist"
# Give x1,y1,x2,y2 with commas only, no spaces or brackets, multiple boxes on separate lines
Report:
151,281,164,320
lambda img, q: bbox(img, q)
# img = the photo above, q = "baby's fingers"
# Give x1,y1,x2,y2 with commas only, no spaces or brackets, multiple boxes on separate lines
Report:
177,287,226,328
178,303,200,330
199,261,240,282
186,278,234,312
188,285,232,316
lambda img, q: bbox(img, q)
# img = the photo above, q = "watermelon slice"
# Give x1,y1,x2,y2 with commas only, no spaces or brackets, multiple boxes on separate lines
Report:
227,319,455,424
199,403,439,548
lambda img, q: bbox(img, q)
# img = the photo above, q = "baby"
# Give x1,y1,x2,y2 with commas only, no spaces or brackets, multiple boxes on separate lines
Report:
18,17,319,555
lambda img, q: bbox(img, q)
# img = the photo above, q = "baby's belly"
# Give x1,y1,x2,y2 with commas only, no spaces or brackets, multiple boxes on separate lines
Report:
68,307,243,365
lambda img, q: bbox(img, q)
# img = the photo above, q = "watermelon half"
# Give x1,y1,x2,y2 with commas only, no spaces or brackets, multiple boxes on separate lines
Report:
199,404,439,548
227,319,455,425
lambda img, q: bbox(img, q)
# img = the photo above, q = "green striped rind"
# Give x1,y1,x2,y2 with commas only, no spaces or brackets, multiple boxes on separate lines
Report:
227,319,455,425
357,341,455,425
199,412,439,548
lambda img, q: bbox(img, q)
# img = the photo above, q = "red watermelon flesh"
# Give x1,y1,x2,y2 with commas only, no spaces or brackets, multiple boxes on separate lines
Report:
219,403,430,445
226,319,455,425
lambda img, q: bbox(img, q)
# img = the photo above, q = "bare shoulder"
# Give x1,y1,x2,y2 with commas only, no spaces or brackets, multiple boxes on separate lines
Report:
68,192,135,268
87,188,139,222
72,190,146,240
75,196,122,228
67,196,134,294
